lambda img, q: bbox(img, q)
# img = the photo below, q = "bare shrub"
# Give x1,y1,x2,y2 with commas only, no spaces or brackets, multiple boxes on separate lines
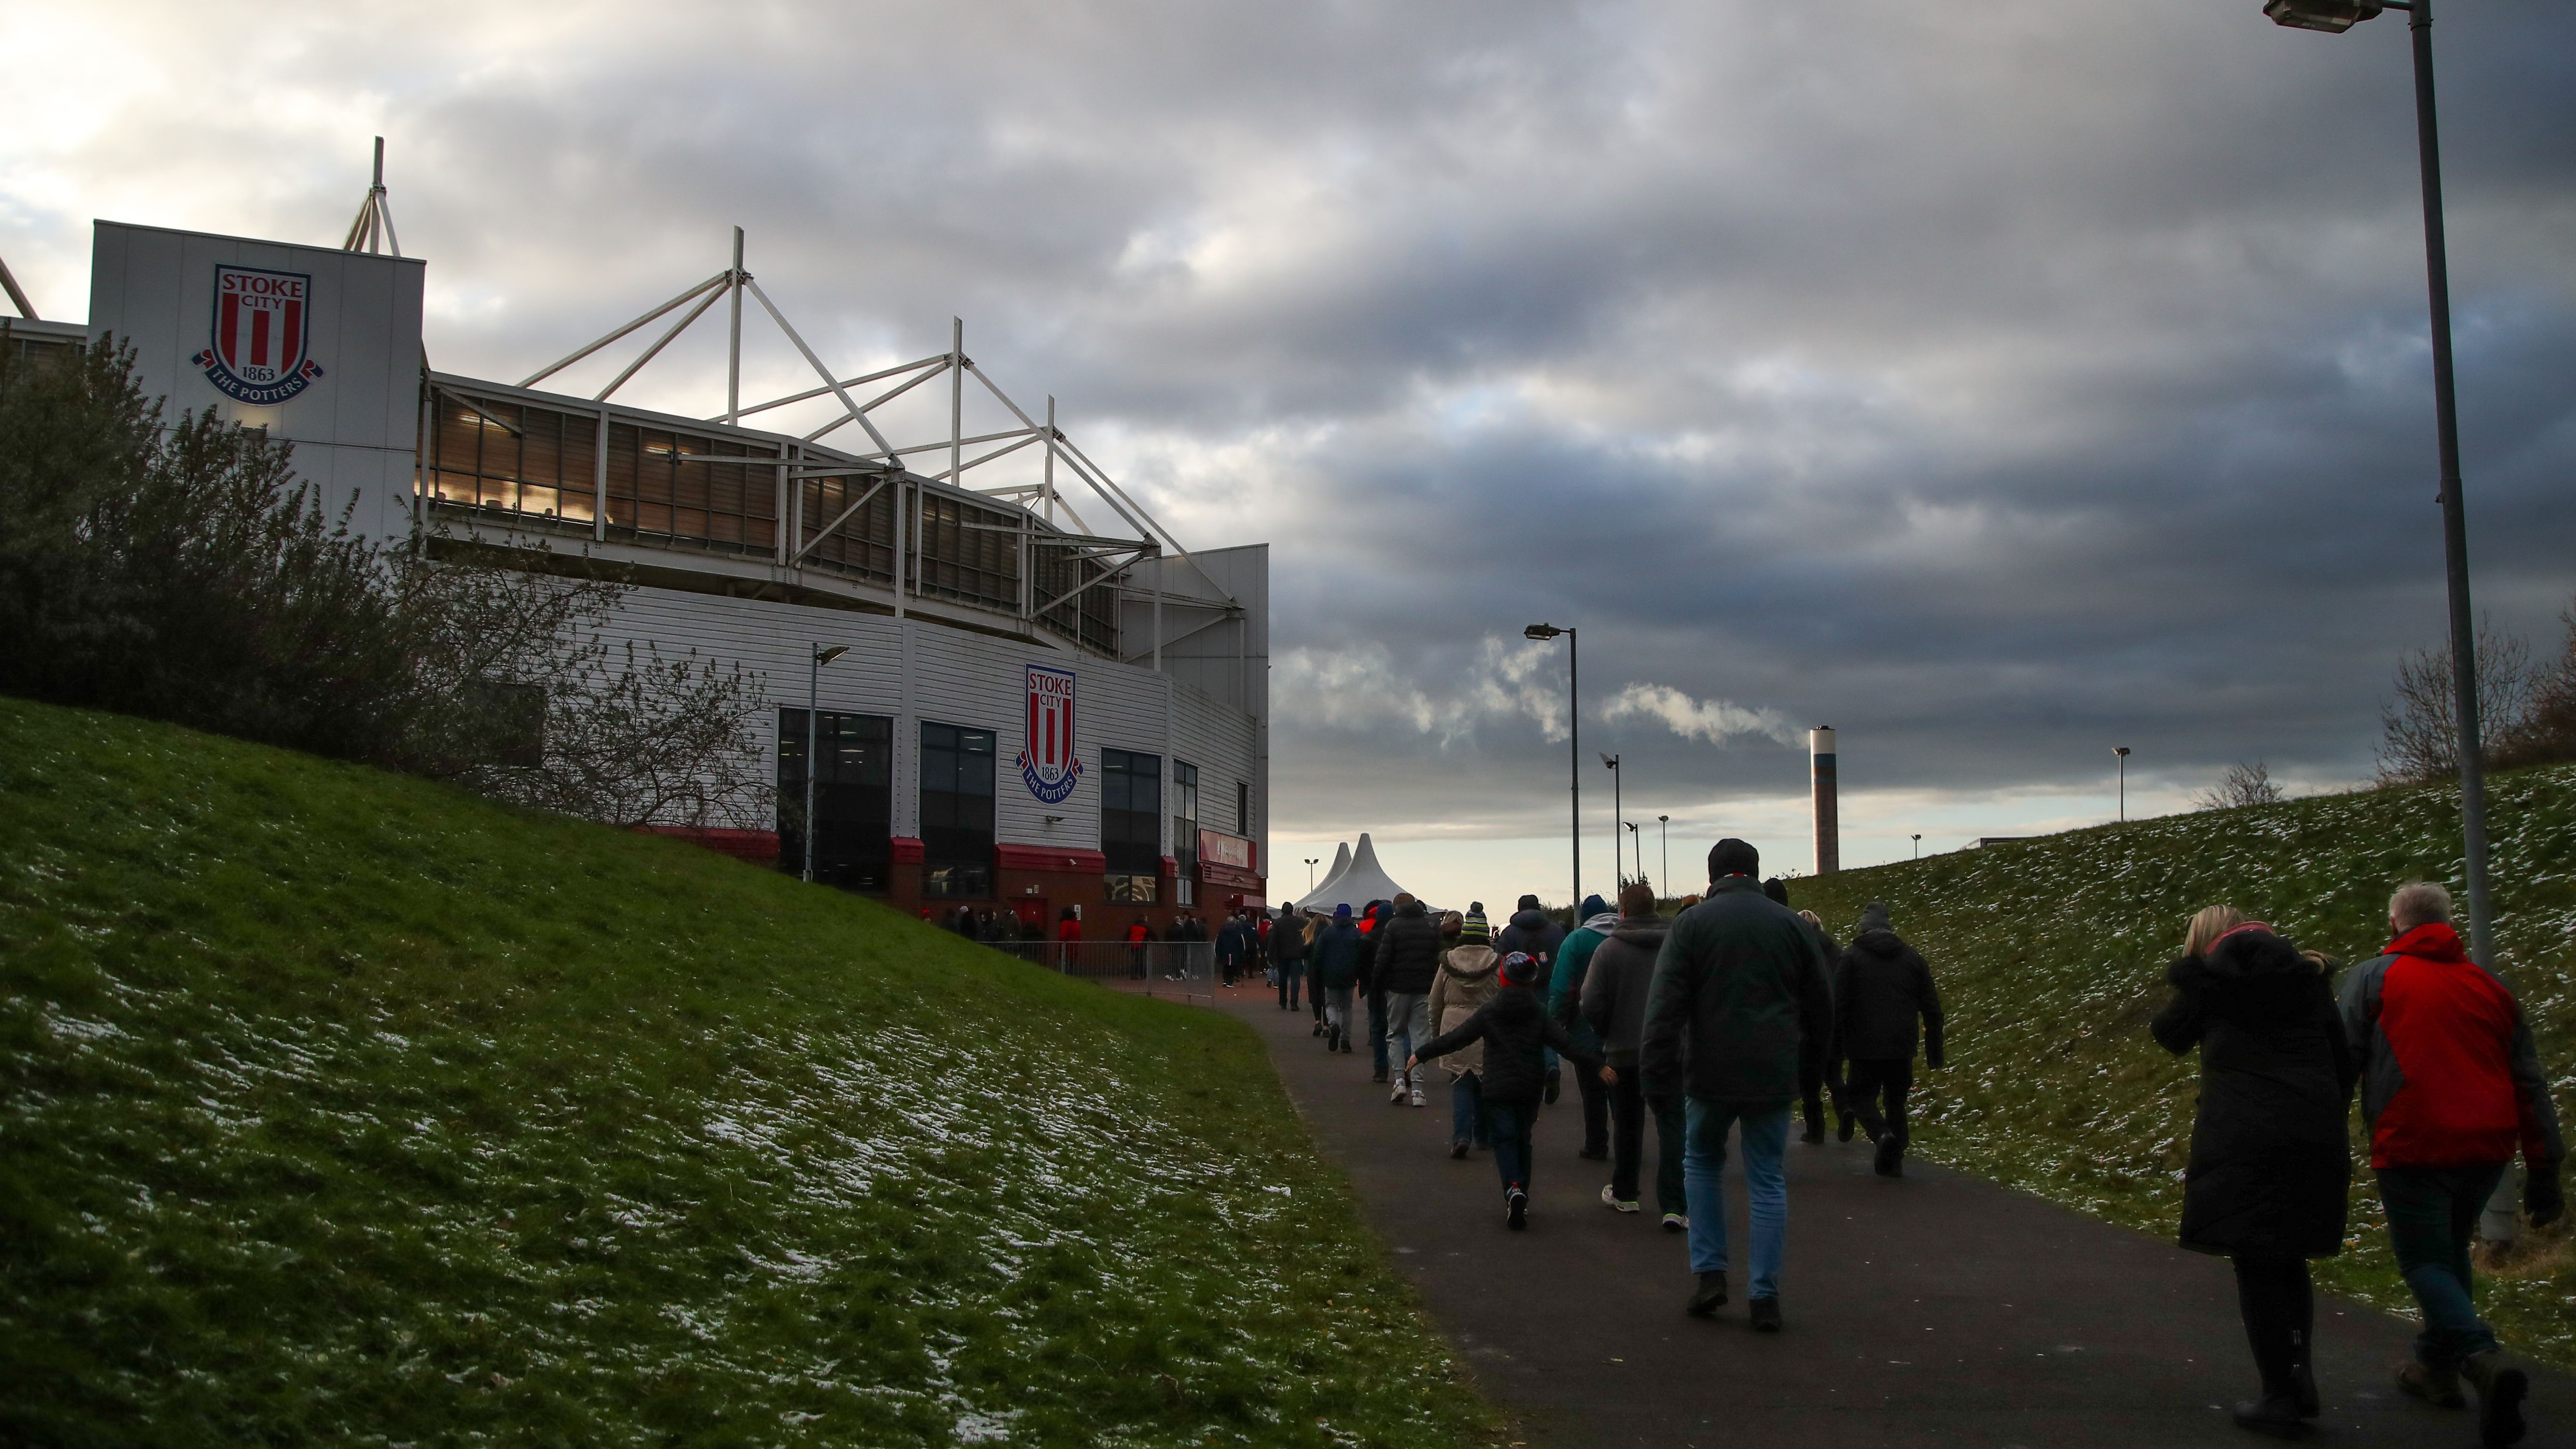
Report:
2375,621,2536,787
2500,602,2576,771
2195,760,2285,811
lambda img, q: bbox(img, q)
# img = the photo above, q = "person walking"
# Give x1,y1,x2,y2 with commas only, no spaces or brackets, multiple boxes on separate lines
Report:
1376,894,1443,1107
1426,912,1503,1158
2341,883,2562,1448
1795,908,1848,1142
1055,906,1083,972
1357,901,1391,1083
1550,893,1619,1159
1215,910,1251,989
1124,914,1153,980
1410,951,1600,1229
1585,882,1686,1230
1272,902,1309,1015
1311,905,1362,1053
2150,905,2357,1440
1641,838,1833,1333
1832,902,1945,1177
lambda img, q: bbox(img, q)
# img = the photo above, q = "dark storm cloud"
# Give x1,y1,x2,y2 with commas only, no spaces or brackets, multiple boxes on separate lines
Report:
12,0,2575,846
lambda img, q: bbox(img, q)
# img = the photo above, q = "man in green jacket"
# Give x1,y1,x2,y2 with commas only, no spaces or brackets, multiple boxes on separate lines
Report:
1640,838,1834,1333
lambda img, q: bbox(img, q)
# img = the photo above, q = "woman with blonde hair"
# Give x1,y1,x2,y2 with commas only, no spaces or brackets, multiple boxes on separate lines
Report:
2152,903,2357,1439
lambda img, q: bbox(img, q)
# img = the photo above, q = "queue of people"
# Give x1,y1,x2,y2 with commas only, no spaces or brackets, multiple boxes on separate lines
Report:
1256,838,2558,1446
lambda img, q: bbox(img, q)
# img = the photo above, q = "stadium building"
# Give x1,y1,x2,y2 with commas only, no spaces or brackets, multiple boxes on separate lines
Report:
8,157,1268,934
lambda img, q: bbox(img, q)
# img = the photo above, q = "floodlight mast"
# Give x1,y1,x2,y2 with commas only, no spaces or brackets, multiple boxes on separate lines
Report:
2264,0,2493,966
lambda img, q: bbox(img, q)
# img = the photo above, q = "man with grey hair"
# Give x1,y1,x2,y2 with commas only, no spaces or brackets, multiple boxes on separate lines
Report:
2341,880,2562,1446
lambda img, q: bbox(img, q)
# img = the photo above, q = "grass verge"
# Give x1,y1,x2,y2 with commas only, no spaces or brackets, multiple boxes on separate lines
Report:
1788,763,2576,1368
0,696,1498,1449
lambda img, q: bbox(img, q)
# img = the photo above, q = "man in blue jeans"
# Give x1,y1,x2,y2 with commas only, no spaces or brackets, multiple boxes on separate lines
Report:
1639,838,1834,1333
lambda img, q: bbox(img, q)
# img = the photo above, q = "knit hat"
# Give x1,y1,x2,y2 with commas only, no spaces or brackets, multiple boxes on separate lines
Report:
1518,894,1543,911
1858,901,1892,934
1580,894,1609,920
1458,912,1492,944
1333,902,1352,920
1499,951,1540,986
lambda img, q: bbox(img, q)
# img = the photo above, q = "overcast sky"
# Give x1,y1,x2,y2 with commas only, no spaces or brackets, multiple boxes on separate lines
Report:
8,0,2572,906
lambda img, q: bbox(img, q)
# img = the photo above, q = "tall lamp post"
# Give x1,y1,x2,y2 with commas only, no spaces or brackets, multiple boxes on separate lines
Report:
2114,746,2131,823
1525,623,1578,910
1625,820,1642,890
1912,833,1923,861
2263,0,2493,965
1658,814,1670,899
1305,857,1320,893
1600,752,1624,888
804,644,849,883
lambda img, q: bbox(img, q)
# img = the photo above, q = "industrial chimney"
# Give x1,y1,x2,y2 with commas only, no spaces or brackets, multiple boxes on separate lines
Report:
1811,726,1839,876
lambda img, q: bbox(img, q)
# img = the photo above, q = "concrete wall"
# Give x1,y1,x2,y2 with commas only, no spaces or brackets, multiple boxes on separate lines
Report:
87,221,425,546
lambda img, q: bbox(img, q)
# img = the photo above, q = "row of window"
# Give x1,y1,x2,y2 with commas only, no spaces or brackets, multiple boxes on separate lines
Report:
775,709,1249,902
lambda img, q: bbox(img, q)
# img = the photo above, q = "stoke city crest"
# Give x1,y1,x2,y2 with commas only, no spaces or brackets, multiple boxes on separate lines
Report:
1019,664,1084,804
193,264,326,404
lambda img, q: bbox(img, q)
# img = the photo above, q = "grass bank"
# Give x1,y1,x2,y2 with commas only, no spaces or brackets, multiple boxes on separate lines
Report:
0,696,1497,1449
1788,764,2576,1366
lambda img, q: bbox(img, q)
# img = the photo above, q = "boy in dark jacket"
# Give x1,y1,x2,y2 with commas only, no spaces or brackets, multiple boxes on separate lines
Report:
1832,902,1945,1177
1310,906,1362,1052
1411,951,1599,1230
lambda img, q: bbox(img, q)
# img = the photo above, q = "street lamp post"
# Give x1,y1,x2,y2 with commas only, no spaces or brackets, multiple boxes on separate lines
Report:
804,644,849,883
2263,0,2494,966
1525,623,1578,910
1625,820,1642,890
1600,752,1624,887
1912,833,1923,860
1658,815,1670,899
1305,857,1320,893
2115,746,2131,823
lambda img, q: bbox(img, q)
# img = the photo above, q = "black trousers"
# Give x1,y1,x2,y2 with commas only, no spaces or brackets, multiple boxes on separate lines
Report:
1608,1063,1688,1215
1847,1057,1914,1143
2232,1255,2315,1395
1568,1058,1610,1156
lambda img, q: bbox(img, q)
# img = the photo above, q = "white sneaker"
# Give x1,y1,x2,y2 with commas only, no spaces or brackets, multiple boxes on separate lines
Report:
1409,1086,1425,1107
1389,1076,1408,1105
1601,1183,1639,1213
1660,1212,1688,1232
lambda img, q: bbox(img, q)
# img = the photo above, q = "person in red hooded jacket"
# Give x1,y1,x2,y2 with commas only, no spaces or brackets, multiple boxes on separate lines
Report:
2340,881,2562,1447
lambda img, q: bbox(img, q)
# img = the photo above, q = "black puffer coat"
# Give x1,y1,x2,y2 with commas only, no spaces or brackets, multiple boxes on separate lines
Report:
1415,984,1597,1106
2151,926,2358,1259
1373,900,1445,995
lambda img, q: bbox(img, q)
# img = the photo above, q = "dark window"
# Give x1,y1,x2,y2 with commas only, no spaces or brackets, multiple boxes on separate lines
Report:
778,709,893,890
1171,761,1199,907
1102,748,1162,894
920,722,996,899
1237,780,1251,835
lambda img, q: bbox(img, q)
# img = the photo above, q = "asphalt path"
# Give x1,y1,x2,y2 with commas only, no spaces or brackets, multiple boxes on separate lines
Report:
1206,986,2574,1449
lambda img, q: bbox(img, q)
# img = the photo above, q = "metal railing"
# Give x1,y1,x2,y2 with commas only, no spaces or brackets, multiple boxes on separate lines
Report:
981,940,1220,1000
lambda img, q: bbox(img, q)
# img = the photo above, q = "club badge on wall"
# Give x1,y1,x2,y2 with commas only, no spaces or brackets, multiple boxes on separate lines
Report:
1019,664,1084,804
193,265,326,404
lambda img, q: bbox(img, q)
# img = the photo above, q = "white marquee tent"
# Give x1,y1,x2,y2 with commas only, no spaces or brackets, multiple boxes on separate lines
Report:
1292,833,1409,913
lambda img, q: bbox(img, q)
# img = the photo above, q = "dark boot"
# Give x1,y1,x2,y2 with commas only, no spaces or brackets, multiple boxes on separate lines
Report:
2394,1360,2465,1409
2290,1331,2318,1419
1686,1272,1728,1317
1836,1111,1856,1143
2461,1350,2529,1447
2230,1393,2309,1440
1873,1135,1904,1177
1749,1297,1782,1333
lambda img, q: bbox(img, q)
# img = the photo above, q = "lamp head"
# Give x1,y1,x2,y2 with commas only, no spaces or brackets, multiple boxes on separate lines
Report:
2263,0,2383,32
2115,746,2131,758
1600,752,1618,769
814,645,850,666
1523,622,1564,641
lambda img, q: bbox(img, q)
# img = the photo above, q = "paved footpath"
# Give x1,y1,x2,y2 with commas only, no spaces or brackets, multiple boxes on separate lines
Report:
1207,988,2574,1448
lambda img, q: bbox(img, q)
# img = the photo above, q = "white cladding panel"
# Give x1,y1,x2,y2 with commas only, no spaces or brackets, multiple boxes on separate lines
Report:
87,222,425,546
588,585,1262,865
